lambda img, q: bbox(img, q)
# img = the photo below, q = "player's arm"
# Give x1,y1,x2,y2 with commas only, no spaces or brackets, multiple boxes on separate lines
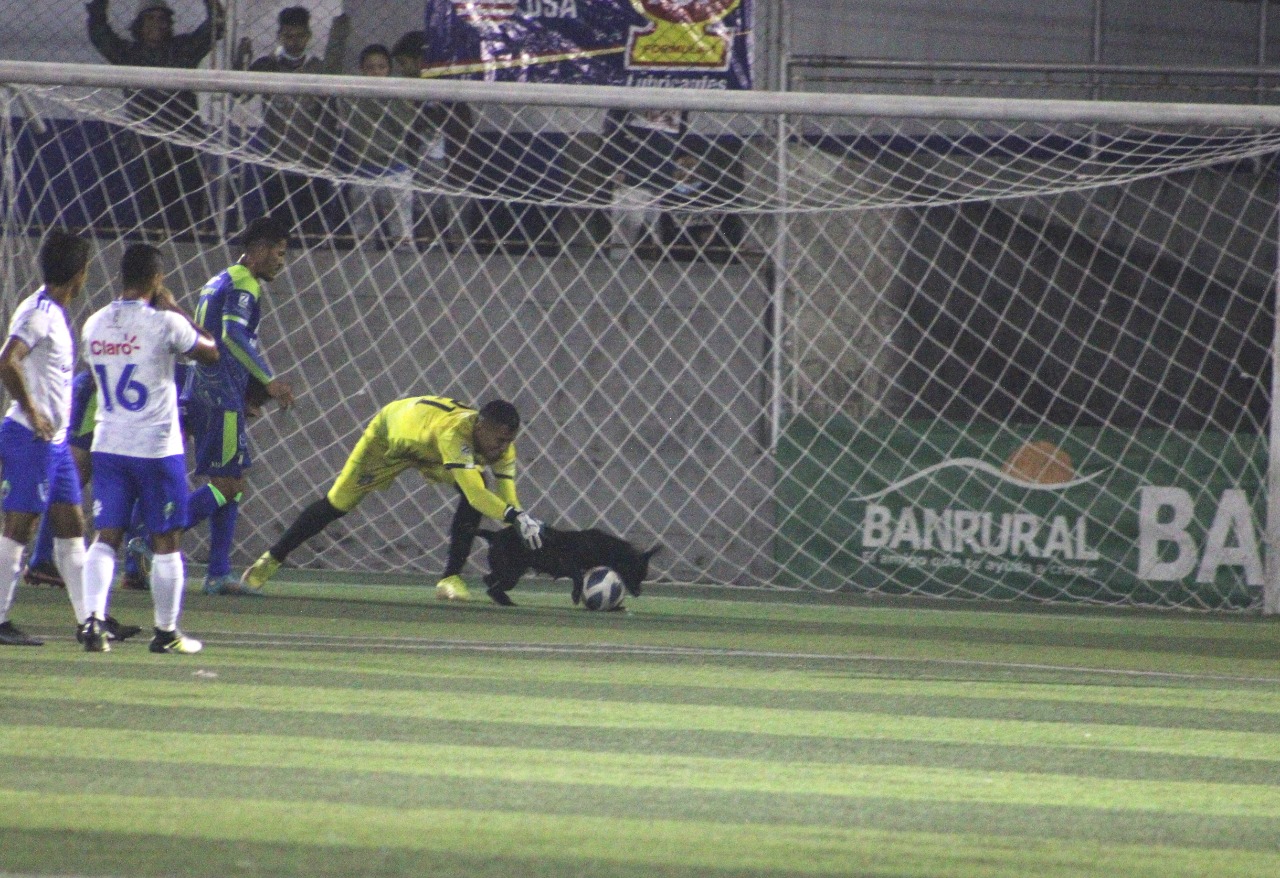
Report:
493,473,519,509
451,468,512,524
184,331,219,366
0,336,53,440
85,0,128,64
490,451,520,509
221,307,294,409
488,451,541,547
155,285,218,365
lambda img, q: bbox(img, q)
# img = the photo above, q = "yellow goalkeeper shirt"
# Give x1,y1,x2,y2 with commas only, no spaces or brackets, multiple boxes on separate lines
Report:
374,395,519,522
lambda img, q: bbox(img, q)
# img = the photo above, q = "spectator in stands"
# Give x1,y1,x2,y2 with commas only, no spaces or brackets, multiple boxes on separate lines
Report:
343,44,417,250
390,31,458,249
242,7,350,237
656,152,745,261
86,0,226,235
604,108,688,257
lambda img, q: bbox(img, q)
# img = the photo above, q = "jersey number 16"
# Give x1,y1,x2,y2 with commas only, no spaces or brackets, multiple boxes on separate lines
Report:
94,364,148,412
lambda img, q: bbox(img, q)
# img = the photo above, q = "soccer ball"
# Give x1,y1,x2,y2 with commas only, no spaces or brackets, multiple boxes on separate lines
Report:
581,566,625,611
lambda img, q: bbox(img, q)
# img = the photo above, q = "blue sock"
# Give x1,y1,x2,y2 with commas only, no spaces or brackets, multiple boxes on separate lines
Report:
186,484,226,530
207,497,239,579
29,513,54,570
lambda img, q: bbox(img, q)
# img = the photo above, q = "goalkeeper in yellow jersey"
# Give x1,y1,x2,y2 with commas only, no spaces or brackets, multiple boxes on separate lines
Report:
239,395,542,600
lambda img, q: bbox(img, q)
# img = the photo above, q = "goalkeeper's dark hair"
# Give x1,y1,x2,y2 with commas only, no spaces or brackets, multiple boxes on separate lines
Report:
238,215,293,250
121,243,164,290
479,400,520,431
40,229,90,286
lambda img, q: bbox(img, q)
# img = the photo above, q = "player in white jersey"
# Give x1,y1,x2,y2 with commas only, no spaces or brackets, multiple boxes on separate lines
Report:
80,243,218,653
0,230,100,647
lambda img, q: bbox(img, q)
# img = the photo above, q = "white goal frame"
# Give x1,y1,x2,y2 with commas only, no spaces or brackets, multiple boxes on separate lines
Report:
2,60,1279,613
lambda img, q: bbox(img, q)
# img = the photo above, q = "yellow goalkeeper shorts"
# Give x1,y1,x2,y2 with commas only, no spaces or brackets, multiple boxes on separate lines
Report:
326,420,450,513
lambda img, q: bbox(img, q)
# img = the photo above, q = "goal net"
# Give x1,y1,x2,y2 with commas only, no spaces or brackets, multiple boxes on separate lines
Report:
3,60,1279,612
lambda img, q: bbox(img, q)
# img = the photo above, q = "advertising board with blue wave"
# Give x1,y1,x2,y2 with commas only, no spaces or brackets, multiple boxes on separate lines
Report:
422,0,752,89
776,417,1265,609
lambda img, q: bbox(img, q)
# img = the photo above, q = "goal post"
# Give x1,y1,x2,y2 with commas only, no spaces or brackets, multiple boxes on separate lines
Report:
3,59,1280,612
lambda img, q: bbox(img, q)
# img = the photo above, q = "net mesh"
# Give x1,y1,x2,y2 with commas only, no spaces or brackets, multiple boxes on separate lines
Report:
2,65,1277,610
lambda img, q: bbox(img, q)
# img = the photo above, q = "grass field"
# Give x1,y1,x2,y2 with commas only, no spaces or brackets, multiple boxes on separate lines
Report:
2,572,1279,878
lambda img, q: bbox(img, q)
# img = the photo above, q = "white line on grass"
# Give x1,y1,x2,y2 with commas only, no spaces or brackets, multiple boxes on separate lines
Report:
200,631,1280,686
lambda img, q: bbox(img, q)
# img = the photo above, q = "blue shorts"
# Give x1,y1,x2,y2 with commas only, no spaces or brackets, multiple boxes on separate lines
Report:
185,398,252,478
90,452,189,534
0,419,83,514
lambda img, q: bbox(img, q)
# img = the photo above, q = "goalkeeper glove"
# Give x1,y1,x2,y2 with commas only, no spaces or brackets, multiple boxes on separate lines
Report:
505,506,543,550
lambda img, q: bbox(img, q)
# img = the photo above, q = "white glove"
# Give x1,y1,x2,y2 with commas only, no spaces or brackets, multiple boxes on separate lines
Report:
515,511,543,550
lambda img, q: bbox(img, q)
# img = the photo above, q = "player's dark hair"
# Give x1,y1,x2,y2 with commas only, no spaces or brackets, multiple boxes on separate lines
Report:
391,31,426,60
278,6,310,29
238,215,292,249
359,43,391,67
40,229,90,286
479,400,520,431
121,243,164,289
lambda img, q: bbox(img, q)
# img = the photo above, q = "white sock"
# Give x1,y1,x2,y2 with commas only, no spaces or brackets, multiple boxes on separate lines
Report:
0,536,23,623
53,537,88,624
82,542,116,621
150,552,184,632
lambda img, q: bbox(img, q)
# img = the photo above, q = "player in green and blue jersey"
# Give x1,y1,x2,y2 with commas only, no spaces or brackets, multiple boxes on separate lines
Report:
181,216,295,594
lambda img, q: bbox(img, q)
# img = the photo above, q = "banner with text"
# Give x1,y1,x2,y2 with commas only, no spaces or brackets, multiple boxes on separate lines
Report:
775,417,1265,610
423,0,753,89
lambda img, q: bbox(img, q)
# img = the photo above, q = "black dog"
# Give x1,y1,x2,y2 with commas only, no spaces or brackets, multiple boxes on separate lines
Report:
476,525,659,607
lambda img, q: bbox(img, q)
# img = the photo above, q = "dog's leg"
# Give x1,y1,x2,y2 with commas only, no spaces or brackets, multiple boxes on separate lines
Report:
486,587,516,607
485,569,523,607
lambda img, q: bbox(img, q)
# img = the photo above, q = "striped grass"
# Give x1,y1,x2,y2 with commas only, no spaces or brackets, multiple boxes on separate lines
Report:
1,578,1279,877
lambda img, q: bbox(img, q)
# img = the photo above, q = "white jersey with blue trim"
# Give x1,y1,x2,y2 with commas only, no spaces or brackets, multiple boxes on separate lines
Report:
82,300,199,458
3,288,75,444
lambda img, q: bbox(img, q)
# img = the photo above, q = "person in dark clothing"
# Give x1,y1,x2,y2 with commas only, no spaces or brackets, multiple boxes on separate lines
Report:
241,7,350,237
86,0,226,234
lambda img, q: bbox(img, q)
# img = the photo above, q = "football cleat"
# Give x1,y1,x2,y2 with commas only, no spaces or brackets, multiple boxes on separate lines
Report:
105,616,142,642
435,575,470,601
240,552,281,591
149,628,203,654
79,617,110,653
0,621,43,646
22,562,64,589
203,574,261,596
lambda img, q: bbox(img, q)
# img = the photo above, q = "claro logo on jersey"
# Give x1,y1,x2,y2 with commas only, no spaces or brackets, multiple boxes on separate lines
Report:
90,336,141,356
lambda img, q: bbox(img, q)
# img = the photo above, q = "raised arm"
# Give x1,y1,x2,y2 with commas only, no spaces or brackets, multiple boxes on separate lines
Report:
171,0,227,67
85,0,130,65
